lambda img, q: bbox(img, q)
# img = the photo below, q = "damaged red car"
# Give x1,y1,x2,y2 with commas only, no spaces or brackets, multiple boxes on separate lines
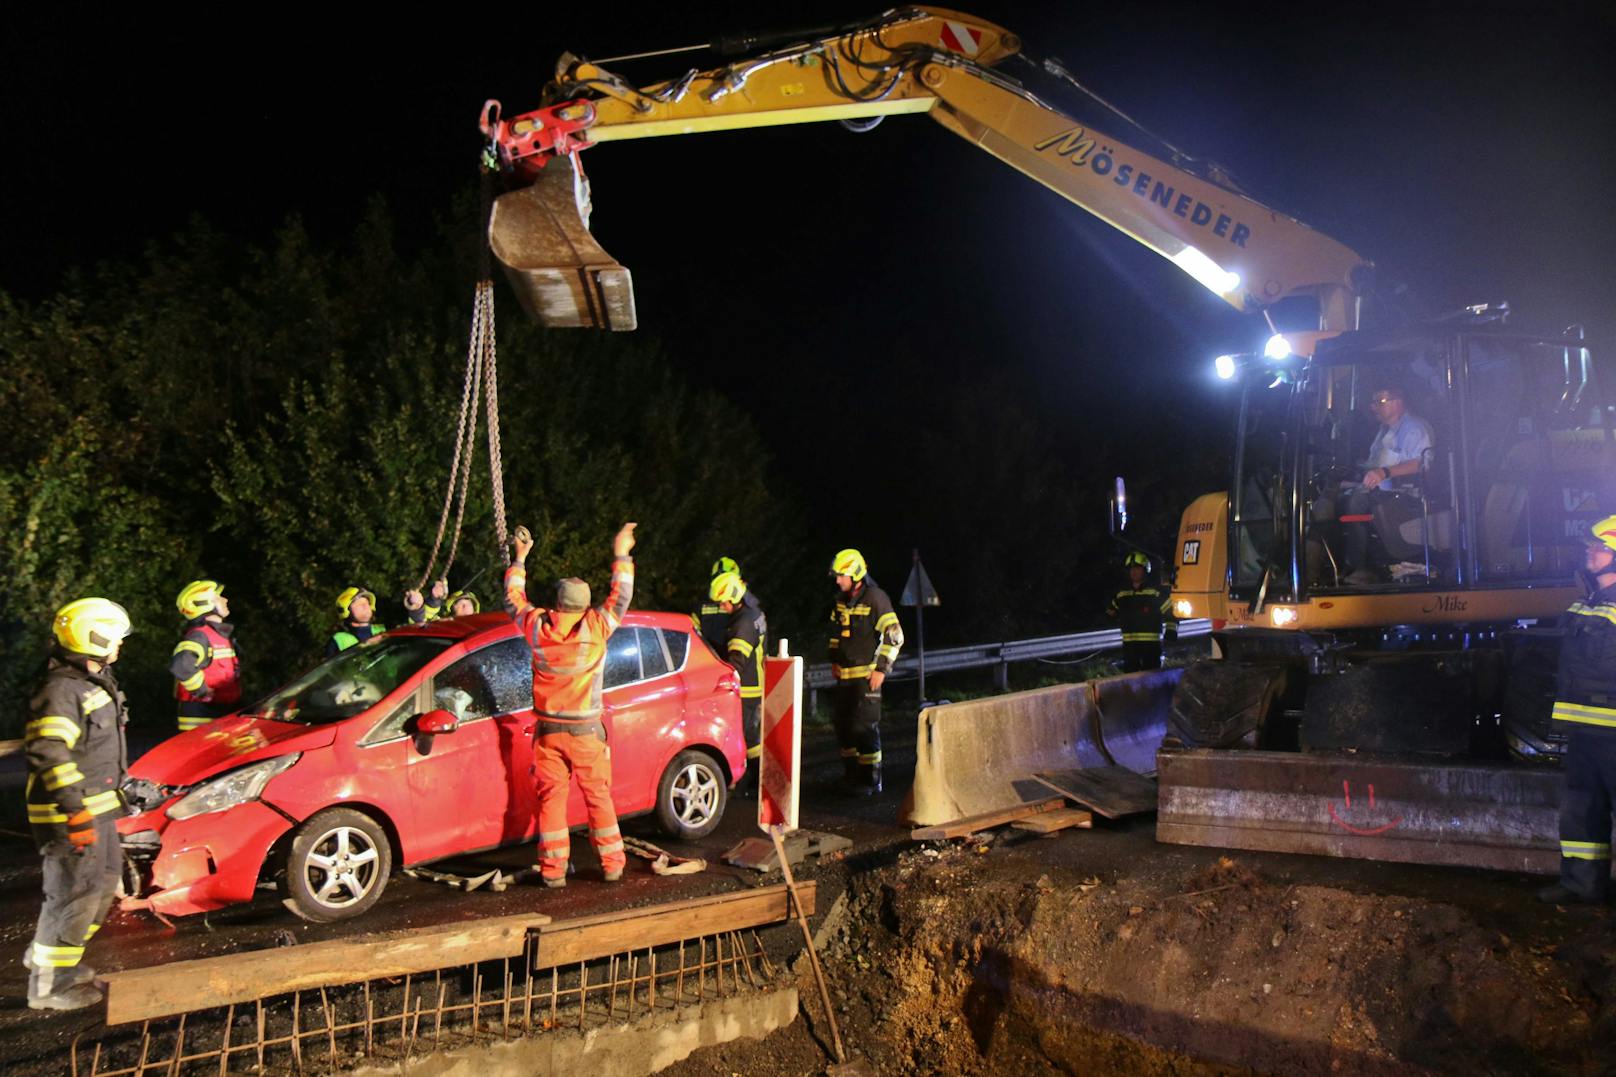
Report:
118,611,745,922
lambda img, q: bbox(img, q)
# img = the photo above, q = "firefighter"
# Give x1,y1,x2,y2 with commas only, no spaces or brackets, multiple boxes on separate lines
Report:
445,590,480,617
827,549,903,795
711,570,766,782
504,522,637,888
403,578,450,625
1539,514,1616,905
169,579,242,731
692,556,740,654
1106,552,1176,672
326,587,384,657
23,598,132,1010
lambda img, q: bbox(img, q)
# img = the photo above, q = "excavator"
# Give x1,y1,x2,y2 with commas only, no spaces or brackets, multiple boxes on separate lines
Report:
478,8,1614,872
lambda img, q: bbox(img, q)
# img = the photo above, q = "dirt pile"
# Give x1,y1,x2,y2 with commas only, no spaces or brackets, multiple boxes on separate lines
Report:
799,847,1608,1075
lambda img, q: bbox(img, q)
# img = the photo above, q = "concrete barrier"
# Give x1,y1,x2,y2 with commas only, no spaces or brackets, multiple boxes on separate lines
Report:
903,668,1181,826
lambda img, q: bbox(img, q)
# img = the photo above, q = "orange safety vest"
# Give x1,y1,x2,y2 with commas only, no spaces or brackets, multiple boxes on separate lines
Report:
504,559,633,723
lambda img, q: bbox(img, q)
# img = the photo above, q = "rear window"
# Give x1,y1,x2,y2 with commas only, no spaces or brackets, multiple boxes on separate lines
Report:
662,627,690,669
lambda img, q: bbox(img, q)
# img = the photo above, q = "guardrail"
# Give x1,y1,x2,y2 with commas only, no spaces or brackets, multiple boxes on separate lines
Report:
804,619,1211,707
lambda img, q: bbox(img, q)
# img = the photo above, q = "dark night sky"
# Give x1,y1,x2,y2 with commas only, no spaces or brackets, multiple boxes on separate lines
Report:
4,2,1614,595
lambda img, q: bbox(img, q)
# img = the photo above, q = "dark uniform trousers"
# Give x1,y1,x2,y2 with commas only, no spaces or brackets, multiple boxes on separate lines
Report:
1557,726,1616,899
741,698,762,762
1121,641,1163,673
31,816,122,994
832,678,883,770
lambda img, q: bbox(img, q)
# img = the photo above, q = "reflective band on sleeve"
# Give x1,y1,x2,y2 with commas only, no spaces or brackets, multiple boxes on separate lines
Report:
1552,701,1616,728
84,790,122,815
25,716,82,749
729,638,755,657
1562,840,1612,860
27,804,69,824
1568,602,1616,626
173,640,207,661
858,751,883,765
180,671,206,692
874,612,899,632
42,763,85,791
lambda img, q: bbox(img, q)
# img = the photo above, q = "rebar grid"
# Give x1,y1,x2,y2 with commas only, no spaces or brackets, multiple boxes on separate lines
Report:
73,928,776,1077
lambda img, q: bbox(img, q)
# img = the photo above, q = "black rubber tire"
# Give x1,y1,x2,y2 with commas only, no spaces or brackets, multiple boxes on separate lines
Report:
655,749,729,841
279,807,392,923
1169,661,1285,748
1501,636,1564,764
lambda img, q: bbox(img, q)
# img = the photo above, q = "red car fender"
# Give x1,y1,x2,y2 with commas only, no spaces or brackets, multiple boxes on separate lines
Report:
121,801,294,918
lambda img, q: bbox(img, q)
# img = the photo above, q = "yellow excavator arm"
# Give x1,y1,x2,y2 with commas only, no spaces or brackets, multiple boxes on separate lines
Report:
483,7,1370,333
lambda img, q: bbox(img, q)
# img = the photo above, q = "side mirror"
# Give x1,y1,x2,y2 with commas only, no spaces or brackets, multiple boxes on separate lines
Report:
1109,476,1129,535
415,709,460,736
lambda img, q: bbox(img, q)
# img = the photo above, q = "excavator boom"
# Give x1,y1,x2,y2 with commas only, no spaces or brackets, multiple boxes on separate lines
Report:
481,7,1369,332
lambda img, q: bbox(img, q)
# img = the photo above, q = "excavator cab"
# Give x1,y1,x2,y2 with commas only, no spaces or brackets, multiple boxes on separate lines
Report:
1225,318,1611,618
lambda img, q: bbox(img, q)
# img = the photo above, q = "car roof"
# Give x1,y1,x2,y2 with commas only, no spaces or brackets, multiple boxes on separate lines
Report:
388,609,692,643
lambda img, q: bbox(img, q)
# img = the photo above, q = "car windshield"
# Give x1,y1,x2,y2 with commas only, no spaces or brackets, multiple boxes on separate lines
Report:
244,636,453,725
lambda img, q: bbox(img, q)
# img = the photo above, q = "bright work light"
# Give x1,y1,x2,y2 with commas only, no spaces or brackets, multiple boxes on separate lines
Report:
1170,245,1241,297
1214,354,1237,380
1264,334,1293,361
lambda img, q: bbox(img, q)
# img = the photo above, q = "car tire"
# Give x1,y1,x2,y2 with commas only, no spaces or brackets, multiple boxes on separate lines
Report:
279,807,392,923
655,750,728,841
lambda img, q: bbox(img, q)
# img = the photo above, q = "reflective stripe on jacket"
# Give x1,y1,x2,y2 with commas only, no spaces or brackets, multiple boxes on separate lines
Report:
724,601,767,699
170,620,242,707
828,578,903,679
25,654,128,849
1106,587,1175,643
1553,583,1616,730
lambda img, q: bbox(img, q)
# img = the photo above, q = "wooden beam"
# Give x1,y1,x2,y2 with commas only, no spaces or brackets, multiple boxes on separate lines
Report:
909,796,1065,841
103,912,551,1026
536,882,814,967
1011,808,1094,834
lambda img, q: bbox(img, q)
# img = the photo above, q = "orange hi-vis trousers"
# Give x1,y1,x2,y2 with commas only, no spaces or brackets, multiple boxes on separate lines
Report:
534,732,626,881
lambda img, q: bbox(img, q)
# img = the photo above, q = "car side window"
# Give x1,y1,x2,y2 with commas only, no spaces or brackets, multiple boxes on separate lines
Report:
638,627,670,679
483,638,535,714
604,629,641,690
662,628,689,670
435,638,531,721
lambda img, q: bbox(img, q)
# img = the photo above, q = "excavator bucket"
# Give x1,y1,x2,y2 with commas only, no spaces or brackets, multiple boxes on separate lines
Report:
487,156,637,331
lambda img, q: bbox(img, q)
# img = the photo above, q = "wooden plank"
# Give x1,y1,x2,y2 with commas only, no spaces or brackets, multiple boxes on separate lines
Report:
1011,808,1094,834
536,882,814,967
1032,766,1158,819
909,796,1065,841
103,912,550,1026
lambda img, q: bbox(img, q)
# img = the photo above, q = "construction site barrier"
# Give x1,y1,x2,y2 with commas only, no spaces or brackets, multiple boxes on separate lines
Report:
903,667,1182,826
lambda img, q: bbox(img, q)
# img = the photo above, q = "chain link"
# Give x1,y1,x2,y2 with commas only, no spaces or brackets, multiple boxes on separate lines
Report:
482,280,509,565
416,281,491,591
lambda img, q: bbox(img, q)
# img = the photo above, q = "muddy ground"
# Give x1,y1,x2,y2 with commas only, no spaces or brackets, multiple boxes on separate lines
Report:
668,826,1616,1076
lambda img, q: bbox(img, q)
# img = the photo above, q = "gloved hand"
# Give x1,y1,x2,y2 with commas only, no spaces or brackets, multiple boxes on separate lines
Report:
66,809,96,850
195,685,214,702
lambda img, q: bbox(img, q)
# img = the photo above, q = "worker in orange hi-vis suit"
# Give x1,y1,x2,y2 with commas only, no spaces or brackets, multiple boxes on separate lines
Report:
504,522,637,888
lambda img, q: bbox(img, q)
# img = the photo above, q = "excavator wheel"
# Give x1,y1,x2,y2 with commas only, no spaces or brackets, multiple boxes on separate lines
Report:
1168,661,1286,749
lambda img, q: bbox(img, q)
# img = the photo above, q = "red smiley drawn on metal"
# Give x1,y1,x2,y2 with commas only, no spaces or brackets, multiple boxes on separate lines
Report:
1328,779,1404,836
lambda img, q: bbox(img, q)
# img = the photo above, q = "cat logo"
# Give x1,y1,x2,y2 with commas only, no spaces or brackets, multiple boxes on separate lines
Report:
1182,540,1202,565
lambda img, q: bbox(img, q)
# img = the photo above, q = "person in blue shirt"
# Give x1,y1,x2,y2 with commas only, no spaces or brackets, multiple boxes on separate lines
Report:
1339,383,1434,585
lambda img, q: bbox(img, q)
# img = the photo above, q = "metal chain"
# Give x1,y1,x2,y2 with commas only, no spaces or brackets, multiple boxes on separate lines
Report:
416,282,489,591
440,289,488,579
481,280,510,565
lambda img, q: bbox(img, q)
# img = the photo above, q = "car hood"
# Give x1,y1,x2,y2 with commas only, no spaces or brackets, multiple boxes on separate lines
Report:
129,716,339,786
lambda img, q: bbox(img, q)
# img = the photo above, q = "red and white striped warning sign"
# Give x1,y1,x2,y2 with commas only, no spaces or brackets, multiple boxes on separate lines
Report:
939,20,983,56
758,654,803,833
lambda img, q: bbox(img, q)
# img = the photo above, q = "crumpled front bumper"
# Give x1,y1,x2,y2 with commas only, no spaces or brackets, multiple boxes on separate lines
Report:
118,801,293,917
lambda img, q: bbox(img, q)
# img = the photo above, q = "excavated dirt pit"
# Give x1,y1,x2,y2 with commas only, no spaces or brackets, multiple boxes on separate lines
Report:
667,842,1616,1075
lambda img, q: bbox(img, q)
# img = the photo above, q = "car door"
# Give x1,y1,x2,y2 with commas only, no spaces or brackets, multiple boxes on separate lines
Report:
395,639,530,860
601,625,688,817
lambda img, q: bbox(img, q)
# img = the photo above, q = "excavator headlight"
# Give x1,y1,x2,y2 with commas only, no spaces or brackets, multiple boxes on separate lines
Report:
1264,334,1294,361
1214,354,1238,380
1270,606,1299,627
1173,599,1195,619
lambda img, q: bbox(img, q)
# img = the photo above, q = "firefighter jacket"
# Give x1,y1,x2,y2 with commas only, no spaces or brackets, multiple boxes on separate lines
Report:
326,621,385,658
1107,586,1176,643
693,590,763,658
1553,579,1616,730
828,578,903,680
407,596,445,625
504,556,633,728
170,619,242,708
723,600,767,700
25,652,128,849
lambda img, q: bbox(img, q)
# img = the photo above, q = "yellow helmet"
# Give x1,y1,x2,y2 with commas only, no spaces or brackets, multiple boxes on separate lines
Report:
830,548,867,582
176,579,223,619
710,556,739,579
336,586,377,619
53,598,132,658
1590,514,1616,554
709,571,747,605
446,590,481,615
